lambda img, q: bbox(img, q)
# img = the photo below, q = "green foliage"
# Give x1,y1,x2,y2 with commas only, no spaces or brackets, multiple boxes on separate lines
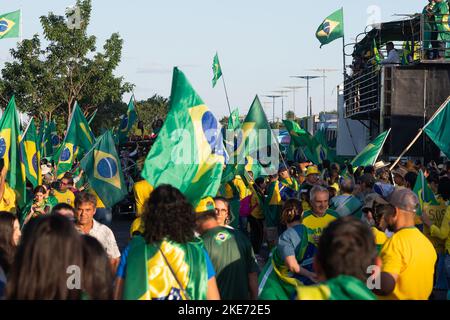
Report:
0,0,133,131
131,94,169,135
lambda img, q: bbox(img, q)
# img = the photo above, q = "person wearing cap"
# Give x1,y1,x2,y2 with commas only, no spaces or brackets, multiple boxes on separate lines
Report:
391,167,408,187
302,186,339,246
299,166,322,212
195,197,259,300
374,188,437,300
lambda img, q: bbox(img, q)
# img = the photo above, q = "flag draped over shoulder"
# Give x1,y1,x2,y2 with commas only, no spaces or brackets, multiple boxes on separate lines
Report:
212,53,222,88
350,129,391,168
21,119,41,188
0,10,21,40
423,99,450,158
316,8,344,48
55,103,95,178
141,67,226,206
80,130,127,208
0,96,26,206
413,170,439,216
119,97,138,144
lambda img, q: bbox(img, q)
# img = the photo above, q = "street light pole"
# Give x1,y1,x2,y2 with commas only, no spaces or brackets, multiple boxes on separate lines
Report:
263,95,282,123
290,75,321,117
306,68,339,114
272,90,289,120
283,86,305,118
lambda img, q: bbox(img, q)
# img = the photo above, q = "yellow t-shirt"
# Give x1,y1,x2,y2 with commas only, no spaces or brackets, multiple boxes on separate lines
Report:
250,191,264,219
430,205,450,254
372,227,388,253
302,209,338,243
133,179,154,217
0,184,17,214
380,227,437,300
52,189,75,206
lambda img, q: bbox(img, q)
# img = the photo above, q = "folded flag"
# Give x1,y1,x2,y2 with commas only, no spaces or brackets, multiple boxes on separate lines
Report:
316,8,344,48
21,118,41,188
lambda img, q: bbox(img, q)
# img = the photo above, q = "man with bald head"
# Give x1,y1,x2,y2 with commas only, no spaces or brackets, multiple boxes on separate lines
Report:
374,188,437,300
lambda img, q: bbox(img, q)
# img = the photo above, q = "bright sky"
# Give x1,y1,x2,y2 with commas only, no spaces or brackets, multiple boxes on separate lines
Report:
1,0,423,120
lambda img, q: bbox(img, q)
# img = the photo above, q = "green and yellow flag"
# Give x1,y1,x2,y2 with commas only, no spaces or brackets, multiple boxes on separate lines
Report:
0,96,26,207
423,98,450,159
37,118,47,157
228,108,241,131
118,96,138,144
413,170,439,217
373,39,382,65
0,10,20,40
80,131,127,208
296,275,376,300
55,103,95,178
350,129,391,168
212,52,222,88
316,8,344,48
21,119,41,188
123,236,208,300
141,67,226,206
44,120,60,157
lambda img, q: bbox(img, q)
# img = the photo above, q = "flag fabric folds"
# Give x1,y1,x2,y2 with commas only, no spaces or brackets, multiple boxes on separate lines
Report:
228,108,241,131
80,130,127,208
118,97,138,144
141,67,226,206
0,96,26,206
21,119,41,188
316,8,344,48
412,170,439,217
350,129,391,168
0,10,21,39
55,102,95,178
423,99,450,159
212,53,223,88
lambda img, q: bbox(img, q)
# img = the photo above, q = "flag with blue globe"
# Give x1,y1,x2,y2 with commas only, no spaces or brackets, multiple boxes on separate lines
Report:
0,10,20,39
80,130,127,208
315,8,344,48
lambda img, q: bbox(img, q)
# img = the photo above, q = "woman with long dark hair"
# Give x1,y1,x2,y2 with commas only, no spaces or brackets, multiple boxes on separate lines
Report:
115,185,220,300
0,212,21,298
81,235,114,300
6,215,84,300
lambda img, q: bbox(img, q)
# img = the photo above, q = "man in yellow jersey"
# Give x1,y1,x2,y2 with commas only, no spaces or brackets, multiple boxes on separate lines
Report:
302,186,339,245
52,176,76,206
374,188,437,300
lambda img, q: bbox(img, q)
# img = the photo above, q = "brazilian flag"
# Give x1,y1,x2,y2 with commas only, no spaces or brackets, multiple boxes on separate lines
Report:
212,52,223,88
21,119,41,188
80,130,127,208
0,10,20,39
423,98,450,159
350,129,391,169
283,120,322,164
55,102,95,178
316,8,344,48
123,236,208,300
296,275,376,300
413,170,439,217
118,96,138,144
228,108,241,131
314,128,337,163
141,67,226,206
0,96,26,207
37,118,47,157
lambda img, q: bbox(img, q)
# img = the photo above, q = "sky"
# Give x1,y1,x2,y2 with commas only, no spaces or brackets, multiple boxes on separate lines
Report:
1,0,423,120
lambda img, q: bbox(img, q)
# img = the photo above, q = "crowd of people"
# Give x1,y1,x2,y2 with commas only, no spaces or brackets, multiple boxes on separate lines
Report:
1,139,449,300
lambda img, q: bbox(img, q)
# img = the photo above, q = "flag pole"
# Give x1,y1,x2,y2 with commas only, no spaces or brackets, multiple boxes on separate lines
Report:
342,7,346,79
221,73,233,117
389,95,450,170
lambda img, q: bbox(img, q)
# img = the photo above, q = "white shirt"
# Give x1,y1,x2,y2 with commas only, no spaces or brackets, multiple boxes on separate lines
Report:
381,49,400,65
78,220,121,259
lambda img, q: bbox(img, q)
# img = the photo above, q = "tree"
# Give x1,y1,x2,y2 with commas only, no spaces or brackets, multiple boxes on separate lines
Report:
131,95,169,135
0,0,133,130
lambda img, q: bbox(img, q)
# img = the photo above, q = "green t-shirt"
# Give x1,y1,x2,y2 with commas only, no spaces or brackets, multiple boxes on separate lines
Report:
201,226,259,300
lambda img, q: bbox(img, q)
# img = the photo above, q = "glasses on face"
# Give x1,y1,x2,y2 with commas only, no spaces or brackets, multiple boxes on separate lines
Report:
215,208,228,215
61,181,69,186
